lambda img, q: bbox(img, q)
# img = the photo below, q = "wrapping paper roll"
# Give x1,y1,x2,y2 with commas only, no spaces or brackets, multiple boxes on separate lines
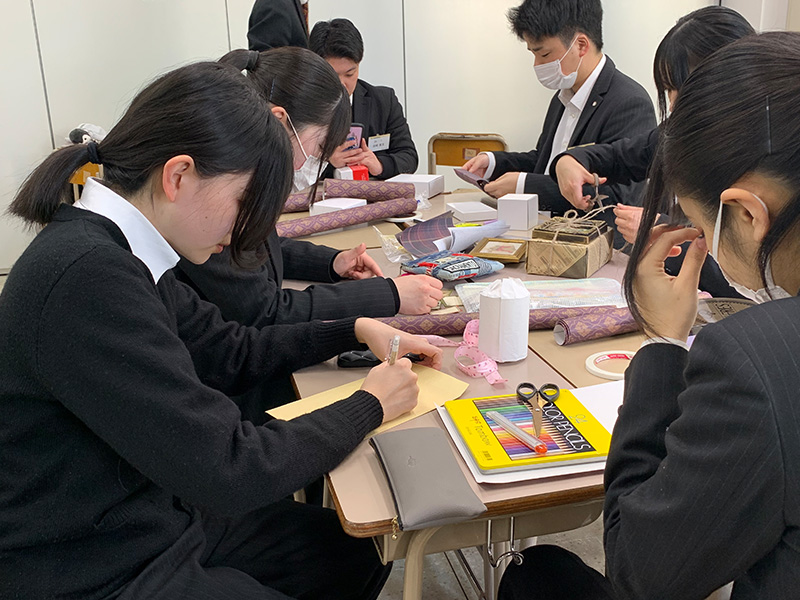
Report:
283,189,319,213
323,179,415,202
553,307,639,346
377,305,618,336
276,196,418,238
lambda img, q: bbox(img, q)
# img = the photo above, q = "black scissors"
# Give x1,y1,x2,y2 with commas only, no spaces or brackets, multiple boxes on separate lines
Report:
516,382,560,436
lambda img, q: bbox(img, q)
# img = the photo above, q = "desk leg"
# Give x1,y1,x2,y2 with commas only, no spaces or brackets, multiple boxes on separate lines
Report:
403,526,442,600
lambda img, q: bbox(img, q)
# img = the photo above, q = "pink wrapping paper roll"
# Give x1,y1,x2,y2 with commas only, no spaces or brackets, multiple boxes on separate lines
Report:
323,179,415,202
553,307,639,345
377,306,618,336
276,196,418,238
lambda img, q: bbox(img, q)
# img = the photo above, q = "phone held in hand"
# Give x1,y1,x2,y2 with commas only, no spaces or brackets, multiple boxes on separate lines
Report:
346,123,364,151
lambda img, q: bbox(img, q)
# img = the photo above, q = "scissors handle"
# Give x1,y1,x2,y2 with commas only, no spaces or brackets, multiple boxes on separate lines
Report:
537,383,560,403
515,382,537,403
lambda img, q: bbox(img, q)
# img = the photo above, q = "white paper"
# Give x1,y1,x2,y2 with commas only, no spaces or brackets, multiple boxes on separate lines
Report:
478,278,530,363
448,220,510,253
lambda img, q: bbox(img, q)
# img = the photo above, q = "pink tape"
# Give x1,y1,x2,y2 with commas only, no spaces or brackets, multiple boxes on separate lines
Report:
421,320,506,385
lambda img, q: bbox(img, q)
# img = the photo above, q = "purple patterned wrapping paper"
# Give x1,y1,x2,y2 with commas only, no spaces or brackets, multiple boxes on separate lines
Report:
323,179,415,202
377,306,618,336
275,197,418,238
283,189,320,213
553,307,639,346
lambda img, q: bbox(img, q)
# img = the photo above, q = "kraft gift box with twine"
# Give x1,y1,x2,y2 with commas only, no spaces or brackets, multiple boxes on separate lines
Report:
526,208,614,278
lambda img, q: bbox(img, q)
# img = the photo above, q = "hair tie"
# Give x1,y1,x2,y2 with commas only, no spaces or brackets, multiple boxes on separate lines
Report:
246,50,259,72
86,141,102,165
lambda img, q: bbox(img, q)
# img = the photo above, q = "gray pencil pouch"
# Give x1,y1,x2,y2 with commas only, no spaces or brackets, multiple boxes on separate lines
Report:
370,427,487,534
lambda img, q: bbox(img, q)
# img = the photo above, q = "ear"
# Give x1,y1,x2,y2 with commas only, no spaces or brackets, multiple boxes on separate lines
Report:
270,105,288,124
720,187,770,243
161,155,196,204
576,34,591,58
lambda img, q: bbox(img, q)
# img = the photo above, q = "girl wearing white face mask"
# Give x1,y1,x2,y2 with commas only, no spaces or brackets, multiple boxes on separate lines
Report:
175,47,444,420
499,32,800,600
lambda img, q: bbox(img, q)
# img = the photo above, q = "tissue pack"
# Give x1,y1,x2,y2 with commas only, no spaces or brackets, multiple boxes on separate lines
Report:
526,217,613,278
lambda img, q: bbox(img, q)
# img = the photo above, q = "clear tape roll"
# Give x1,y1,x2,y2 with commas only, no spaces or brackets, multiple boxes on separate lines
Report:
585,350,636,381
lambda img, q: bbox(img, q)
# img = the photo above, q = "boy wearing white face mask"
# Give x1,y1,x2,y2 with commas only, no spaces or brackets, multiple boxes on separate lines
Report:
463,0,655,247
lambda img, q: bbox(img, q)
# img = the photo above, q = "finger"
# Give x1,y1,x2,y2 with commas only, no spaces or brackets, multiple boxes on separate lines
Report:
675,234,708,291
423,275,444,289
646,227,701,264
566,183,583,206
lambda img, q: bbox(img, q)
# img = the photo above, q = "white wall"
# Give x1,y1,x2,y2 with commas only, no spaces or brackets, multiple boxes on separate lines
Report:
724,0,789,30
0,0,721,269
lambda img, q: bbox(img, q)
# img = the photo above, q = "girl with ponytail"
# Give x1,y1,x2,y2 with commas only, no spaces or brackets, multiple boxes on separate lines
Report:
0,58,440,599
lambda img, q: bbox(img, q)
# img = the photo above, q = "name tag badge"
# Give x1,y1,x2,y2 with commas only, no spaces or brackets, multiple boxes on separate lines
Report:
368,133,390,152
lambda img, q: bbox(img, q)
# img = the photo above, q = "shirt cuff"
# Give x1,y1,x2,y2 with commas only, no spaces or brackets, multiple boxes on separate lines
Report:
640,337,690,352
483,152,497,180
515,173,527,194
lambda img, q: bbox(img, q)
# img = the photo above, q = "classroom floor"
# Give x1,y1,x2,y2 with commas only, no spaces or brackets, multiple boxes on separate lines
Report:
377,516,604,599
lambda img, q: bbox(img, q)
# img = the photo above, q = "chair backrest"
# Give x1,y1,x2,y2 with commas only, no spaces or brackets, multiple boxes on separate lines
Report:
427,132,509,174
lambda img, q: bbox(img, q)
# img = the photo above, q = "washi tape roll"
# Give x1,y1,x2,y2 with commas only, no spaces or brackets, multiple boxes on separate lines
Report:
585,350,636,381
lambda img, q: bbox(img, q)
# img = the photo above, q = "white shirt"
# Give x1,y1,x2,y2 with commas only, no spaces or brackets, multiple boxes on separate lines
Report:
73,178,179,284
483,54,607,192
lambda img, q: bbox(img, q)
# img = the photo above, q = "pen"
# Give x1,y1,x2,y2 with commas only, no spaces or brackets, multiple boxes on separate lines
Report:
485,410,548,455
387,335,401,365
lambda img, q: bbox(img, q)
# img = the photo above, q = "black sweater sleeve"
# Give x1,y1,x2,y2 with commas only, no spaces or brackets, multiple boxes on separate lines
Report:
374,87,419,179
604,334,784,599
37,248,383,515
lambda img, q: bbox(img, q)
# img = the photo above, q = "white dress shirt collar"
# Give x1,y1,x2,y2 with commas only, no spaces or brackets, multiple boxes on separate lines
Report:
74,178,180,283
558,54,607,111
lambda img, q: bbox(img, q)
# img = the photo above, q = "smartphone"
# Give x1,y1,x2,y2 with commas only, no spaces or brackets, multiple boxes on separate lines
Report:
346,123,364,151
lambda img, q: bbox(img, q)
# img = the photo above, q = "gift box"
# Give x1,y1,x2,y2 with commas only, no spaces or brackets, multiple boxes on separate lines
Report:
334,164,369,180
497,193,538,230
386,173,445,198
526,217,613,278
308,197,367,216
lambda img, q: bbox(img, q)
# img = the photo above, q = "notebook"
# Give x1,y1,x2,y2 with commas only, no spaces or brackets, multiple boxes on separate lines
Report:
443,391,611,474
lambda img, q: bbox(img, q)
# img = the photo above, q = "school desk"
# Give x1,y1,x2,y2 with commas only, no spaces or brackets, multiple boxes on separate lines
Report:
289,246,643,600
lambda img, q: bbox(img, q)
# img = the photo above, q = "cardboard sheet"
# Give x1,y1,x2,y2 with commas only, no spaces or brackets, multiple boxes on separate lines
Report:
269,364,469,436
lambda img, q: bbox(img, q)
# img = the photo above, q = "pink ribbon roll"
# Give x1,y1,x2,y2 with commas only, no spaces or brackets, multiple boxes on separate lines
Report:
323,179,415,202
275,197,418,238
421,322,506,385
377,306,618,336
553,307,639,346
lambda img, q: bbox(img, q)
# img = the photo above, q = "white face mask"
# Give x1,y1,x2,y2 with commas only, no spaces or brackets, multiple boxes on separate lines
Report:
534,36,582,90
287,115,328,193
710,192,792,303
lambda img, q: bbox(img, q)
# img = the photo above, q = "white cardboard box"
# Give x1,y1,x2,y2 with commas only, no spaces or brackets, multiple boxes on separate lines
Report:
446,201,497,222
387,173,445,198
309,197,367,216
497,193,539,230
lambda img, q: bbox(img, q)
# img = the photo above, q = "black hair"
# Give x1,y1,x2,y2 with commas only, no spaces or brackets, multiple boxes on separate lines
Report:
220,47,349,192
309,18,365,64
625,32,800,328
9,61,291,267
653,6,755,120
507,0,603,51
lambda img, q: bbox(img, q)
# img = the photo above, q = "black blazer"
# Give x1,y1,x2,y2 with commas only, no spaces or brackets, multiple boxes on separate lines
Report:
553,127,659,187
247,0,308,51
175,232,399,328
604,295,800,599
351,79,418,179
491,57,655,244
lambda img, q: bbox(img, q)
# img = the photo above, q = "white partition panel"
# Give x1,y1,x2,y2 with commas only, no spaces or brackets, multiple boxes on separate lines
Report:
34,0,231,147
227,0,253,50
308,0,405,102
0,1,52,269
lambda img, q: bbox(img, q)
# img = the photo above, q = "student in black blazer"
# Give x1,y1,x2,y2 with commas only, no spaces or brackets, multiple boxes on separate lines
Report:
310,18,419,179
0,60,443,600
463,0,655,246
499,32,800,600
247,0,308,51
550,6,755,245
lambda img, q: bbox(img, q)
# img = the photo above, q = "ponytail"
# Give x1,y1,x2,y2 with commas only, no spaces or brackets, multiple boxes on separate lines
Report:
10,143,100,225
